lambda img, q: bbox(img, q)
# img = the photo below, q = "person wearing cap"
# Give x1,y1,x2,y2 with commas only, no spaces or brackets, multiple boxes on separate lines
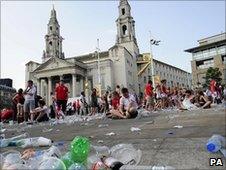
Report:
55,80,68,114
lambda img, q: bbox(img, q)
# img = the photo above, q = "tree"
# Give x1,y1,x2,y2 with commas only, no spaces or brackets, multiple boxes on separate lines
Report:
203,67,222,88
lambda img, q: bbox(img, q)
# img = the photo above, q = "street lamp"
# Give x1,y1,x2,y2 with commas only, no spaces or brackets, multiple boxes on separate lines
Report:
149,31,160,88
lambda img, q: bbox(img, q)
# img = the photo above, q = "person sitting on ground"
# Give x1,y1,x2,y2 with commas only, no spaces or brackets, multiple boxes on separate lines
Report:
107,91,125,119
119,88,138,119
180,90,198,110
196,90,212,109
30,100,49,122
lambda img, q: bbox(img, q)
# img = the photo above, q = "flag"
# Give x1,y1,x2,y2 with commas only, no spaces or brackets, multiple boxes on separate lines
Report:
150,39,161,45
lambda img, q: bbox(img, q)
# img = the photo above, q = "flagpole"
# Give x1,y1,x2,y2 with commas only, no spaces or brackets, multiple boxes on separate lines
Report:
97,39,101,96
149,31,155,88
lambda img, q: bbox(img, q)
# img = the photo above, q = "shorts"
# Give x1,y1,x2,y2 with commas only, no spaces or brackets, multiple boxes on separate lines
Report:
56,100,67,112
24,100,35,113
146,96,154,105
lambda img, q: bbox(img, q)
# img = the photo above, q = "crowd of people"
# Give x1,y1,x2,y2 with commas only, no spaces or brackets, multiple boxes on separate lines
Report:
1,78,225,124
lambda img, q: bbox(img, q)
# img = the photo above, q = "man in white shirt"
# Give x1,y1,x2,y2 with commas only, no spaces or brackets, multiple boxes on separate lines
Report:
119,88,138,118
80,91,88,115
23,80,36,121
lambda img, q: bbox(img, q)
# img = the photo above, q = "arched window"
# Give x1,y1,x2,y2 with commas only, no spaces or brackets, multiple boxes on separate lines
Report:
122,8,125,15
49,41,52,46
122,25,127,35
50,26,52,31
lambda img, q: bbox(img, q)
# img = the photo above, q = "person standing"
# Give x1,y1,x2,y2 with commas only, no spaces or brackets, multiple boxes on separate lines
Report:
210,79,217,103
116,85,121,96
76,99,81,115
12,88,25,122
55,80,68,114
80,91,88,115
145,80,154,111
23,80,36,122
89,88,98,116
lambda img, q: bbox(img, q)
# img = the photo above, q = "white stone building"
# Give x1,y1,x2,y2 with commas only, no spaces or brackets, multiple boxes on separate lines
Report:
25,0,191,105
26,0,140,105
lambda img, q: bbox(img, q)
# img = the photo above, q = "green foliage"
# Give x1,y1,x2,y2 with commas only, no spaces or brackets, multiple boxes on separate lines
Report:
203,67,222,88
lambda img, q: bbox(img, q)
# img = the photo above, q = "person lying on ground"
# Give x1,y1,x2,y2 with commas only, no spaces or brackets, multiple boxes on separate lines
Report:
30,100,49,123
119,88,138,119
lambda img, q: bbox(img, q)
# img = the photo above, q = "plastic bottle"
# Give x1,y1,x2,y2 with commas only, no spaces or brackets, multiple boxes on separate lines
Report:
120,165,152,170
12,137,52,148
7,163,31,170
38,157,66,170
2,151,24,169
44,146,61,158
102,157,124,170
110,144,142,165
92,145,110,157
91,161,107,170
68,162,86,170
206,134,226,153
0,133,28,148
120,165,175,170
87,155,101,169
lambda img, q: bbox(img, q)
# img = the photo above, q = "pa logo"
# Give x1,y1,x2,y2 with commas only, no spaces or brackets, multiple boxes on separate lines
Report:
209,158,223,166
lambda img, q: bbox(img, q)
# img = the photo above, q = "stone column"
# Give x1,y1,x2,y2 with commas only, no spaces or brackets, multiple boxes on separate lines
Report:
48,77,52,106
84,76,90,104
72,74,76,97
40,79,44,98
37,78,41,95
80,78,84,93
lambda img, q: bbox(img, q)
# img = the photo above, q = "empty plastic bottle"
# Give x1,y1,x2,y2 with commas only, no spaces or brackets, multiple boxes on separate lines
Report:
38,157,66,170
92,145,110,157
120,165,175,170
0,133,28,148
206,134,226,153
110,144,142,165
102,156,124,170
2,151,24,169
12,137,52,148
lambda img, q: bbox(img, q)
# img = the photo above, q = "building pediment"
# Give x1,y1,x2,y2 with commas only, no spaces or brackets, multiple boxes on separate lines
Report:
33,57,75,73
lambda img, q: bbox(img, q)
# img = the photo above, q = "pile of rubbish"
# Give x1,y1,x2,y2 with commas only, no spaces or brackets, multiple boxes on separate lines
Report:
0,134,174,170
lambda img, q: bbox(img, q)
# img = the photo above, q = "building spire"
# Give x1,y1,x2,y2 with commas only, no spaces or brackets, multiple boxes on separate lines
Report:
42,7,64,62
50,5,56,19
120,0,129,5
116,0,137,45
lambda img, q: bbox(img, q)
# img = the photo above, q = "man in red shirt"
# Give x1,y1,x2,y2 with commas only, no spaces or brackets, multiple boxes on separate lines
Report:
145,80,154,111
55,80,68,114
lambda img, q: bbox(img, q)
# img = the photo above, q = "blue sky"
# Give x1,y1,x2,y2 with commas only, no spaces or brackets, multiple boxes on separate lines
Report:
1,0,225,89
